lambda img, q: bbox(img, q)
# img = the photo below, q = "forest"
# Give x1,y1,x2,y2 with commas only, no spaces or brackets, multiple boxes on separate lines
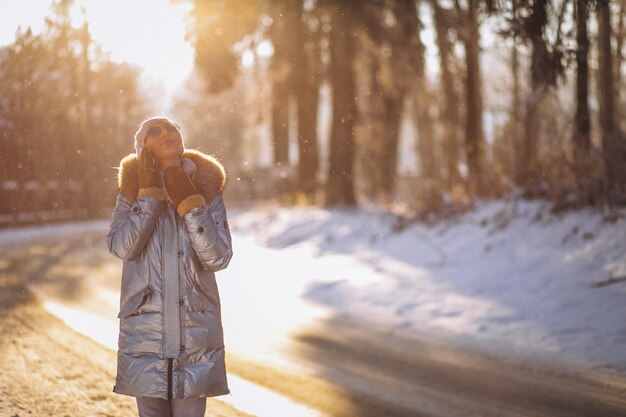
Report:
1,0,625,223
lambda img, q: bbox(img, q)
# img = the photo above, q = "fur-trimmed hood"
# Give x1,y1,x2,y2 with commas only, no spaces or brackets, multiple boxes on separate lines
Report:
116,149,227,204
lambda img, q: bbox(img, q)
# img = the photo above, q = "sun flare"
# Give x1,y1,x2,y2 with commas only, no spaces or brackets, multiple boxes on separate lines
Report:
1,0,194,97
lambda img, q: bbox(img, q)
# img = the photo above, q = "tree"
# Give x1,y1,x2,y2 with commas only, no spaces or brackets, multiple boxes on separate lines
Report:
597,0,626,201
430,0,462,186
325,1,357,206
411,0,439,183
296,2,322,200
381,0,423,201
184,0,325,202
0,0,150,219
456,0,488,195
516,0,566,189
571,0,592,201
356,0,424,203
269,0,296,168
187,0,260,93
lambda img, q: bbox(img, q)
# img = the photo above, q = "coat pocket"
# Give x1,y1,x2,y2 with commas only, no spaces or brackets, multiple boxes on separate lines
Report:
118,285,152,318
194,280,219,310
184,263,219,311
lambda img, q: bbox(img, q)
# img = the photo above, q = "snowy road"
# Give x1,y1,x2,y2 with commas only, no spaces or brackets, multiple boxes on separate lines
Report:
2,217,626,416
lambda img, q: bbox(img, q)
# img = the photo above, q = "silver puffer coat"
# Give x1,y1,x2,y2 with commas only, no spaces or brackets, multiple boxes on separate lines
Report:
106,149,233,399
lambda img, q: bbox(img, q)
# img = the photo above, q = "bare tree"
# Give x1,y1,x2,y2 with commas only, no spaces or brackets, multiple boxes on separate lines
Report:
456,0,487,195
598,0,626,201
325,1,357,206
269,1,299,168
296,3,322,200
571,0,592,201
516,0,565,189
411,1,439,182
430,0,462,186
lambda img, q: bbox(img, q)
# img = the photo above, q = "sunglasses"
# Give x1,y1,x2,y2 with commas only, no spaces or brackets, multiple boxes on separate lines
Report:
146,124,179,138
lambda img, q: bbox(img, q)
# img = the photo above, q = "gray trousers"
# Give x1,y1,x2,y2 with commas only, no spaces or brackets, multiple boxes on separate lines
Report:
136,396,207,417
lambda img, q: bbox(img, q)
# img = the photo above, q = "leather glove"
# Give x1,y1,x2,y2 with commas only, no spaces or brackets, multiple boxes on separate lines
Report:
137,148,164,201
164,166,206,217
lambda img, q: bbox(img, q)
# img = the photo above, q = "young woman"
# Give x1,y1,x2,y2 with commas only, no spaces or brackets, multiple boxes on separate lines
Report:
106,116,233,417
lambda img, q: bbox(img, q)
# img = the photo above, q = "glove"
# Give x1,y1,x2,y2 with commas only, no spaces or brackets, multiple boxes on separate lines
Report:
138,148,160,188
137,148,164,201
164,166,206,217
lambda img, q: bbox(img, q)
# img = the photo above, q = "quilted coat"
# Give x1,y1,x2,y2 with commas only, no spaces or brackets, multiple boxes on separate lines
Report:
106,149,233,399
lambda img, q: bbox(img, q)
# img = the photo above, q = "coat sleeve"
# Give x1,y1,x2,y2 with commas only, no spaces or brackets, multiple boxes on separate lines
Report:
183,194,233,272
106,192,163,261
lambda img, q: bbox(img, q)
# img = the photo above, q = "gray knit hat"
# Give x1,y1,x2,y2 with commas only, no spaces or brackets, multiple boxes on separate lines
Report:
134,116,184,159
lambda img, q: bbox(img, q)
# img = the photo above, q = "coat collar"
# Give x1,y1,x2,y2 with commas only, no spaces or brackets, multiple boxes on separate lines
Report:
117,149,227,204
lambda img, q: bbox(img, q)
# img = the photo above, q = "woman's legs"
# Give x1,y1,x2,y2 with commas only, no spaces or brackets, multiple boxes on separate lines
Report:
171,397,207,417
136,397,207,417
136,397,171,417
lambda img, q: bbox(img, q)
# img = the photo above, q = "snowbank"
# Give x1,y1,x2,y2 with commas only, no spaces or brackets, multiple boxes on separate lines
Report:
228,199,626,372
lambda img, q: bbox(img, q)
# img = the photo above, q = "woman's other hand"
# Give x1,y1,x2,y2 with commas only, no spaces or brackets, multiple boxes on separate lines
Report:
164,166,206,216
138,148,161,189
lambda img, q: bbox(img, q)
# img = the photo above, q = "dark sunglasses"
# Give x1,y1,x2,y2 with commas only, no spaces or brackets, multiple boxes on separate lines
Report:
146,124,179,138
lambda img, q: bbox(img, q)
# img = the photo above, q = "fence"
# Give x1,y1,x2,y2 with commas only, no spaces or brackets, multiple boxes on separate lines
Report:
0,179,87,226
1,172,426,227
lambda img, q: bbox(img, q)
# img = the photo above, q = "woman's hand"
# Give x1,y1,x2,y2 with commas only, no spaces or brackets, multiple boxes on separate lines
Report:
164,166,206,217
138,148,161,189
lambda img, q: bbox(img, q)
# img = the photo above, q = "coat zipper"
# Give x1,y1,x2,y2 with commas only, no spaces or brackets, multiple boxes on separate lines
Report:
167,357,173,400
164,214,172,401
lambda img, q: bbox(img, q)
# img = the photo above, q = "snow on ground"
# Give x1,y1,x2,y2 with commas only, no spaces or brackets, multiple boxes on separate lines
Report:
227,199,626,372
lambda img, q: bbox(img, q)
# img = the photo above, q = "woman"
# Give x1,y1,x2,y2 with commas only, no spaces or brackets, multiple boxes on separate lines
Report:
106,116,233,417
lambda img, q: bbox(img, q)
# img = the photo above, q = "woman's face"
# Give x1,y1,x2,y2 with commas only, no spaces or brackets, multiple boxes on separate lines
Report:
145,121,184,162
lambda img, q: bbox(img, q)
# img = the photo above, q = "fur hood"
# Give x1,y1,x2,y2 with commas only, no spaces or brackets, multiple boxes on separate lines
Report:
116,149,227,204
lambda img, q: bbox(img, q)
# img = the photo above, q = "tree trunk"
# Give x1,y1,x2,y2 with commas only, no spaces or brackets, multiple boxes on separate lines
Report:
598,0,626,200
271,83,290,166
325,2,357,206
364,54,386,201
409,0,437,181
296,4,320,201
518,0,550,189
378,0,422,201
462,0,486,195
270,0,300,200
572,0,591,197
431,0,460,186
598,0,615,140
80,21,98,218
269,1,296,167
615,0,625,115
414,88,437,180
509,1,522,182
381,91,405,201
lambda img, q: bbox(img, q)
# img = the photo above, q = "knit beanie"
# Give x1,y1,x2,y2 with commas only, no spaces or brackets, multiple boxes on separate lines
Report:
134,116,184,159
